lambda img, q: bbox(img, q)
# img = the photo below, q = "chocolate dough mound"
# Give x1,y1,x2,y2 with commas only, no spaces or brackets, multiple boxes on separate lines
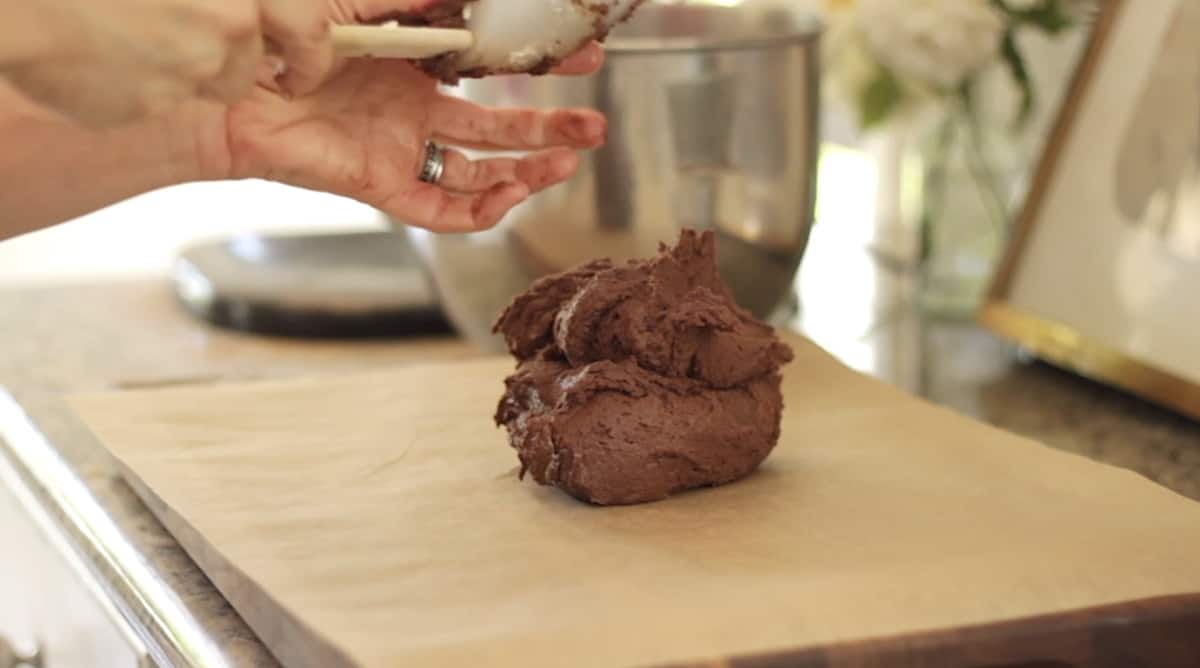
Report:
493,229,794,505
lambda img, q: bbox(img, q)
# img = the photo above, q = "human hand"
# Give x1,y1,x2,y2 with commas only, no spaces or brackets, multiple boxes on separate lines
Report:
1,0,335,128
194,42,607,233
0,0,608,240
218,57,606,232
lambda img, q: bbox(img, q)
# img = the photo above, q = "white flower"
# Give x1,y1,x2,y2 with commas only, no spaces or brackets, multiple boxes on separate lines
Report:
821,4,941,128
856,0,1006,90
823,15,879,109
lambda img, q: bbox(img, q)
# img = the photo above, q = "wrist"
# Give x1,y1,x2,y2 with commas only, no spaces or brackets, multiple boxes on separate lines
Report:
0,96,229,239
163,101,234,183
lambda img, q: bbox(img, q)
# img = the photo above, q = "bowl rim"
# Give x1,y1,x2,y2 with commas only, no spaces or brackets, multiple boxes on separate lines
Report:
604,4,824,55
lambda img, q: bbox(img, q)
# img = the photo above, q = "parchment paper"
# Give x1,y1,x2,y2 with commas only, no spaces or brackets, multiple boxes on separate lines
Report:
68,337,1200,668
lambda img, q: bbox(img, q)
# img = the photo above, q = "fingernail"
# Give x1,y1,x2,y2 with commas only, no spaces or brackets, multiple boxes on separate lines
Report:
569,115,606,146
594,117,608,145
508,182,531,200
257,67,282,93
262,55,288,80
257,56,291,96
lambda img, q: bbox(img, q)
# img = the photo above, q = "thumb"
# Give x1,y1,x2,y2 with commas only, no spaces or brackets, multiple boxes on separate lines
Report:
329,0,468,24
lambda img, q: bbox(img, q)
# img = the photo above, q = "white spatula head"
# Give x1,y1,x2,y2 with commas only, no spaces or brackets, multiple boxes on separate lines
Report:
454,0,644,74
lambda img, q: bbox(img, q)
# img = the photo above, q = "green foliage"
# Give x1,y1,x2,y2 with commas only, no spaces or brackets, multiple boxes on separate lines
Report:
999,31,1035,128
860,66,903,130
990,0,1076,129
996,0,1074,34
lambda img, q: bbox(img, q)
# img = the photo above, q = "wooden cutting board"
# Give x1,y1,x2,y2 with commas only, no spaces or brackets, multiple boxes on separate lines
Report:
68,336,1200,667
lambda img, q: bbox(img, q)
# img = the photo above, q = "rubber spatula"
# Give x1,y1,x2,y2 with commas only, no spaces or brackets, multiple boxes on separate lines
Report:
328,0,643,74
331,25,473,59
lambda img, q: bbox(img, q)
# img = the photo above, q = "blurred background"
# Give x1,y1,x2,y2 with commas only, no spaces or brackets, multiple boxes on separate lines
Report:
0,0,1111,399
0,0,1092,295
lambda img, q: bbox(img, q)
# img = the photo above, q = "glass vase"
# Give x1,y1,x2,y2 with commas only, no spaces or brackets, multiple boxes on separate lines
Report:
916,107,1021,320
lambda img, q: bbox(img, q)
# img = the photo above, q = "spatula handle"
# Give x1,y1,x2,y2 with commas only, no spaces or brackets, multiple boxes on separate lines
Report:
331,25,474,59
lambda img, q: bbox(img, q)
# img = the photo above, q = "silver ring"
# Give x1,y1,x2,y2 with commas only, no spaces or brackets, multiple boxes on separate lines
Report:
418,140,446,185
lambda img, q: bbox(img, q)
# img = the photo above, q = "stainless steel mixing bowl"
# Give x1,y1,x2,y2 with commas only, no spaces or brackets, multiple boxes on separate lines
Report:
404,0,822,351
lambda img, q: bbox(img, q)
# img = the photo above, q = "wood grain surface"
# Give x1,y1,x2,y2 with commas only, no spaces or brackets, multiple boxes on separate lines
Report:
68,335,1200,668
667,593,1200,667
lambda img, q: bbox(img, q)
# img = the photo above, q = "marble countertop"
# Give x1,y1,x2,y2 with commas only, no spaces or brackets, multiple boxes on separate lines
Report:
1,258,1198,666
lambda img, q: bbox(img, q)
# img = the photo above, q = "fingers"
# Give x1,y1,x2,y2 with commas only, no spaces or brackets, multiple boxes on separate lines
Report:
380,182,531,233
550,42,606,76
260,0,335,96
377,148,581,233
431,97,607,152
439,147,581,194
328,0,448,23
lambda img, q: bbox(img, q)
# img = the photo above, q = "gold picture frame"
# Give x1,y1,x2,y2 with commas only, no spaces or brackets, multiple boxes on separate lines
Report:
981,0,1200,420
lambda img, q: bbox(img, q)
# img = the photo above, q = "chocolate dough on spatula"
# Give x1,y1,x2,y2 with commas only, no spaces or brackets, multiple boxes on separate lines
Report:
493,229,794,505
386,0,647,84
